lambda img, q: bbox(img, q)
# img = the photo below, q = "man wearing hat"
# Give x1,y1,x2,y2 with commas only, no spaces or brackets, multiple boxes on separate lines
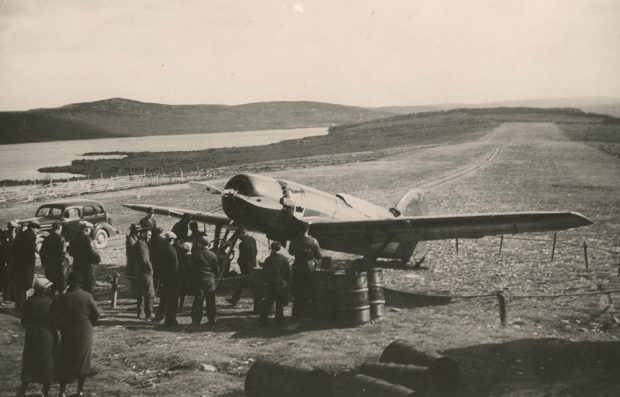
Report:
40,221,67,295
189,235,219,326
68,221,101,294
227,228,257,306
148,226,166,293
125,223,141,296
288,223,322,319
139,207,157,231
259,241,291,325
134,228,155,320
17,277,56,397
12,221,40,314
1,220,18,302
155,231,180,325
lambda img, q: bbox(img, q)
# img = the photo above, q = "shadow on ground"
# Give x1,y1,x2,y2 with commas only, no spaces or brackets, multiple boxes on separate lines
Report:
444,338,620,396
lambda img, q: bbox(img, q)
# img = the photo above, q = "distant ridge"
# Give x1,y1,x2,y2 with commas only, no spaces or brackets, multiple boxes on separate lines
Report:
0,98,394,145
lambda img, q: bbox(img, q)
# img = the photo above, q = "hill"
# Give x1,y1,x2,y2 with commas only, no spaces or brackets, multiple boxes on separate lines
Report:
377,96,620,118
0,98,395,144
39,107,620,178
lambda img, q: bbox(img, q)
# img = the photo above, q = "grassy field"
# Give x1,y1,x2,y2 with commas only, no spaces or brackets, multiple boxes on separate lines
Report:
1,122,619,396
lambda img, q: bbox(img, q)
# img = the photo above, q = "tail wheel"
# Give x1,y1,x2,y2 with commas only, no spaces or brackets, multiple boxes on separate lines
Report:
93,229,109,249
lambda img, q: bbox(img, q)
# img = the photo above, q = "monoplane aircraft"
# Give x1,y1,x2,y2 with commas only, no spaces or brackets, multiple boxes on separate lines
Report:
123,173,592,267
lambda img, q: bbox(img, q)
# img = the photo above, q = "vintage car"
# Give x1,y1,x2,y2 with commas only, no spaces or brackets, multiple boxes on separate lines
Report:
18,198,117,248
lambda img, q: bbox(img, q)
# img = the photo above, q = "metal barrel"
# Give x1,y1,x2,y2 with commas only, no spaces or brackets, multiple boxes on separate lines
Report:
334,374,418,397
313,269,337,321
245,359,333,397
334,270,370,327
359,362,448,396
380,340,460,394
367,268,386,320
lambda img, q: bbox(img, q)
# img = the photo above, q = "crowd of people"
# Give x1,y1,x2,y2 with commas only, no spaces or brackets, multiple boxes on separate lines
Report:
0,207,323,396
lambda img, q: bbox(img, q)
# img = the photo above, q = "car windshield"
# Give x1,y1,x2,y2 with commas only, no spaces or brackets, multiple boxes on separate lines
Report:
35,206,63,218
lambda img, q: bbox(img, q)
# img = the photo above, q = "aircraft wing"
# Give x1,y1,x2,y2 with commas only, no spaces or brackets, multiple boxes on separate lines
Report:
122,204,231,226
309,211,592,251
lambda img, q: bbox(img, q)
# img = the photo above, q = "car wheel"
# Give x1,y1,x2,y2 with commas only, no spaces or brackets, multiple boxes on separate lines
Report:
93,229,109,249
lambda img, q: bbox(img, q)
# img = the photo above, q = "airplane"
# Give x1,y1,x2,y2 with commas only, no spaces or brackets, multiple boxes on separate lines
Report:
123,173,592,268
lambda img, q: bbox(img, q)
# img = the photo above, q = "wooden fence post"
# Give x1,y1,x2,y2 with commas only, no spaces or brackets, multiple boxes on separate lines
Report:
498,235,504,258
551,233,557,262
583,241,589,270
496,291,506,326
111,273,119,308
455,238,459,254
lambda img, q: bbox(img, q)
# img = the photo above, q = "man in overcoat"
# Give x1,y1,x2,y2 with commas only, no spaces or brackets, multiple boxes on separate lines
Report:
125,223,140,296
189,236,219,326
228,228,257,306
52,272,99,397
17,277,57,397
259,241,291,325
155,231,179,325
0,220,18,302
134,229,155,320
288,224,322,319
40,221,67,295
12,221,40,314
68,221,101,294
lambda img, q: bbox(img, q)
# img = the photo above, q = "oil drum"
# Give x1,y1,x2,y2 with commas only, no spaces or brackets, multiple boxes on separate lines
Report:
334,374,416,397
245,359,333,397
313,269,337,321
367,268,386,320
334,270,370,327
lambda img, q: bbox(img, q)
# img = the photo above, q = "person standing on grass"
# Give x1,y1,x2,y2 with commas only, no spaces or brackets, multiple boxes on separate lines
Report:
125,223,141,297
12,221,40,315
53,272,99,397
148,226,166,296
40,221,67,295
189,235,219,326
17,277,57,397
155,231,180,326
288,223,322,319
134,228,155,320
259,241,291,325
0,220,18,302
227,228,257,306
189,221,208,253
68,221,101,294
177,242,193,312
139,206,157,231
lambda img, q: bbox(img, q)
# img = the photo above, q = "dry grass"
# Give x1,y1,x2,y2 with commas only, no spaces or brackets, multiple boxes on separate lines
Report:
1,122,620,396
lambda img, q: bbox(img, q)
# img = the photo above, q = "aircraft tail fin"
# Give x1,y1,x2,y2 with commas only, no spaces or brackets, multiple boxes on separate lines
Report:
390,188,428,217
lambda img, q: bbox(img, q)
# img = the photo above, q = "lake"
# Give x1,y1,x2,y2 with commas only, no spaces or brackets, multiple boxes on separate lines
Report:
0,127,328,181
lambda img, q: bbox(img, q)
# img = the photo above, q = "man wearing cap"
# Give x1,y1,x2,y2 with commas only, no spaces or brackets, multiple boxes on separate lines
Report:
1,220,18,302
189,221,208,253
125,224,141,296
17,277,57,397
189,235,220,326
40,221,67,295
139,207,157,231
12,221,40,314
134,228,155,320
259,241,291,325
227,228,257,306
288,223,322,319
68,221,101,294
155,231,179,325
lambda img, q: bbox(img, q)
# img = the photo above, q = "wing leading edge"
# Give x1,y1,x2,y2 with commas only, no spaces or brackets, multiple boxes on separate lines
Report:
122,204,231,226
309,211,592,254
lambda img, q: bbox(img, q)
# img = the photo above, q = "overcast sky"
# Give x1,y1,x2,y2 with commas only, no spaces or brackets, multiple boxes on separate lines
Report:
0,0,619,111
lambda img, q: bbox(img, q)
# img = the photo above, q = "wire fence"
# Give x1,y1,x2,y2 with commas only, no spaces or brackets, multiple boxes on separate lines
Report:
0,168,227,206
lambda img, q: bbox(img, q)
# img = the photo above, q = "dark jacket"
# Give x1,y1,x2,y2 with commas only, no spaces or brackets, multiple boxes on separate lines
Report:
125,233,139,277
12,229,38,289
190,247,219,287
238,235,257,274
263,252,291,303
134,240,153,276
52,286,99,382
139,216,156,231
159,243,179,285
21,293,57,383
171,219,190,241
288,235,322,275
68,234,101,270
40,232,66,269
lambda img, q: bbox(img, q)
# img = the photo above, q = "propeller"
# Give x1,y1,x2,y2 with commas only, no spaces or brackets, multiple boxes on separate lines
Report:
189,181,223,195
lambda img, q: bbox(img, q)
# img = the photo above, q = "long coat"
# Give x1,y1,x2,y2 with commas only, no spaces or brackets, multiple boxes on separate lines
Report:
40,232,67,292
52,286,99,382
68,234,101,293
262,252,291,305
237,235,257,274
21,293,57,383
12,229,37,290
